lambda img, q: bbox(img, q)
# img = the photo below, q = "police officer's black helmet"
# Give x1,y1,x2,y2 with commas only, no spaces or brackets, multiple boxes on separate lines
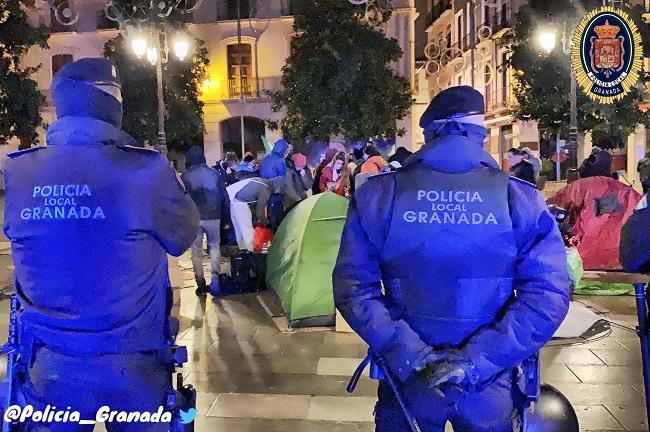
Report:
526,384,579,432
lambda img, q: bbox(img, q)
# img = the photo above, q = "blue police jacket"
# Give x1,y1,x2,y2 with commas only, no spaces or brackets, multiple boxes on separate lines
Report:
3,116,200,356
333,133,570,383
259,140,288,181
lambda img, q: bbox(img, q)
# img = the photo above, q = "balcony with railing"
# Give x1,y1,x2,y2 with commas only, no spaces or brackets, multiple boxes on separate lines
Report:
478,2,513,35
204,76,282,100
485,83,513,114
426,0,452,27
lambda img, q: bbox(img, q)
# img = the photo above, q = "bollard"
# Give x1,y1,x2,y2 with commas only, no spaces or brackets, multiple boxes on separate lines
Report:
634,282,650,431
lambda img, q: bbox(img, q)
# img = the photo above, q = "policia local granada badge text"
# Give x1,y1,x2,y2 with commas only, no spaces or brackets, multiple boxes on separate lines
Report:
571,6,643,104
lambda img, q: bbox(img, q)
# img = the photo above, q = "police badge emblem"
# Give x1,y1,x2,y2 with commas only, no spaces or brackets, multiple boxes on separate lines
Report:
572,6,643,104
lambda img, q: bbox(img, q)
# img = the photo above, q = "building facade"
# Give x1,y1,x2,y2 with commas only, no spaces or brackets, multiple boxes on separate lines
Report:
14,0,418,166
421,0,650,187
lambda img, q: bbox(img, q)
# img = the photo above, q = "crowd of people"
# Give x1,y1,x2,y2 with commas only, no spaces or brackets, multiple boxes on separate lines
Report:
180,138,416,295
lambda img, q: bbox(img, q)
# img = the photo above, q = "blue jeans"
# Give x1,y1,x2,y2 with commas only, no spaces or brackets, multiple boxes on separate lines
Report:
19,347,171,432
190,219,221,290
375,371,518,432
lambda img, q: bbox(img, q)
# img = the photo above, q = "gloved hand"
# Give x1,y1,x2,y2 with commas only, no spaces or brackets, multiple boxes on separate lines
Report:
414,349,458,373
417,350,480,395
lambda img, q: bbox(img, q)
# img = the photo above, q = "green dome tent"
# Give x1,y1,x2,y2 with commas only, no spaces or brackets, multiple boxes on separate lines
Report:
266,192,349,328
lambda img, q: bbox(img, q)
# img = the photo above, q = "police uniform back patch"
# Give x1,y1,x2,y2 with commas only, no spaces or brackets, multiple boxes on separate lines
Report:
402,189,498,226
19,184,106,221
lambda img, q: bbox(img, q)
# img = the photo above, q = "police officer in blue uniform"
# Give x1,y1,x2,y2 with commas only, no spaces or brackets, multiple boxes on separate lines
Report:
3,58,199,431
333,86,571,431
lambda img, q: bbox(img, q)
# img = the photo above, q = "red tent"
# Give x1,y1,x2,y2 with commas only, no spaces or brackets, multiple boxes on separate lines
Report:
547,177,641,270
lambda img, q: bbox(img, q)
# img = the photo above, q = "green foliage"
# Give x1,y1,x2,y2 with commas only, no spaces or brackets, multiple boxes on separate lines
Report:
0,0,49,146
509,0,650,149
104,29,208,153
269,0,413,143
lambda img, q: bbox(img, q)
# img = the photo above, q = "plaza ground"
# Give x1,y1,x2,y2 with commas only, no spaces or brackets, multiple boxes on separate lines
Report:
0,195,647,431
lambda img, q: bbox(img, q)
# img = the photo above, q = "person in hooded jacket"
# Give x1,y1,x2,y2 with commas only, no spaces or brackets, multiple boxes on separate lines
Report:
319,151,351,197
578,145,613,178
260,139,290,231
182,146,231,296
333,86,570,432
284,153,313,210
3,58,200,431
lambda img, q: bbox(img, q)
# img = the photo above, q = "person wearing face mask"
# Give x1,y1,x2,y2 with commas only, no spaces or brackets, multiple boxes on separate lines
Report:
507,148,536,184
334,86,570,431
319,151,351,197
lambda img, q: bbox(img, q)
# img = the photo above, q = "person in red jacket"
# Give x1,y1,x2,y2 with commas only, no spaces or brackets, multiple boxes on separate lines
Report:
547,176,641,270
319,151,351,196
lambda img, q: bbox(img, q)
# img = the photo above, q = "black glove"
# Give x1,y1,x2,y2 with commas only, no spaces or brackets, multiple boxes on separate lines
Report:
418,350,480,396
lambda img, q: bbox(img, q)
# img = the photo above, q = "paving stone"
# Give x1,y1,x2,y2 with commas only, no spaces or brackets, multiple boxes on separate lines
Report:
185,372,377,397
207,393,311,419
591,349,642,366
308,396,376,422
605,404,649,431
316,357,366,377
551,383,645,406
541,363,581,384
541,347,606,365
193,417,374,432
567,365,643,385
573,405,624,430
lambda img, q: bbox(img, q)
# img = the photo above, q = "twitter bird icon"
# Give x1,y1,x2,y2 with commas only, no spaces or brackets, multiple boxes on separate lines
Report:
179,408,197,424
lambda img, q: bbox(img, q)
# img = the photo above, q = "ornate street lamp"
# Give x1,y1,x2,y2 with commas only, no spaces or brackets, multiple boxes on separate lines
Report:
104,0,204,154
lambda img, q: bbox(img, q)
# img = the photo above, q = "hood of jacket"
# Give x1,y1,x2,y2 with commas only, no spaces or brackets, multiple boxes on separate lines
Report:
405,134,498,174
272,139,289,156
186,146,207,168
46,116,136,147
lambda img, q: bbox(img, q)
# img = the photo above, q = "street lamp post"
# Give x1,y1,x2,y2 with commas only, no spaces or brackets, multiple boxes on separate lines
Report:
237,0,246,158
129,27,192,155
105,0,202,155
537,22,579,177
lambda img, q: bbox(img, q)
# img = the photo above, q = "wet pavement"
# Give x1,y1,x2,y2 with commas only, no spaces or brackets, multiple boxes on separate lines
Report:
0,200,647,430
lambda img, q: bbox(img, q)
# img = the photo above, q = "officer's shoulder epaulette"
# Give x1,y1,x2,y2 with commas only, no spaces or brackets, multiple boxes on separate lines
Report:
7,146,46,159
508,175,537,188
116,145,159,155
